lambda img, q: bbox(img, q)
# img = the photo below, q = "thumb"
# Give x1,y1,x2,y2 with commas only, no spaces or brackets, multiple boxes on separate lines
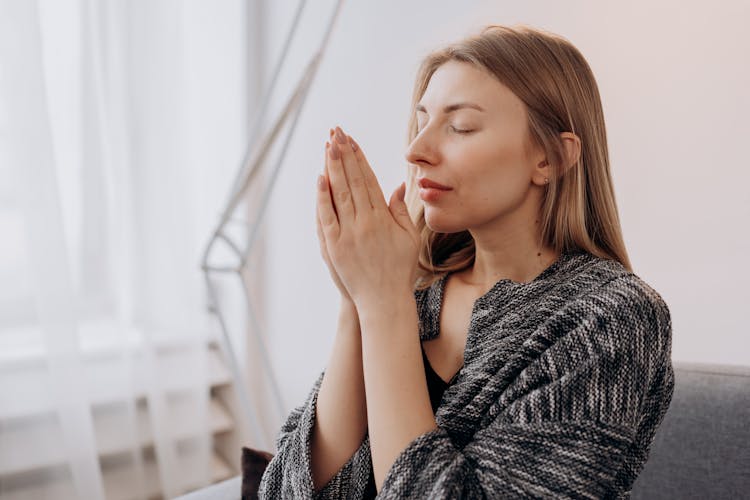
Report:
389,182,411,225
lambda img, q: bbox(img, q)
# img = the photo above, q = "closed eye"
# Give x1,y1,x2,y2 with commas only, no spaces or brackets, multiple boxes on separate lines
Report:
414,125,475,135
450,126,474,134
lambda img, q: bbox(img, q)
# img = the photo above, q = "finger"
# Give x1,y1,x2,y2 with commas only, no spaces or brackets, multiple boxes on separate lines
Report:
344,134,374,210
317,172,340,241
348,135,388,211
315,202,323,243
327,136,354,228
315,201,329,259
334,126,371,216
324,142,338,218
388,181,410,224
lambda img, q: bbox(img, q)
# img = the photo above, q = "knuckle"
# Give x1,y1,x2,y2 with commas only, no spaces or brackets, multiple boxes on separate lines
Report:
336,190,351,204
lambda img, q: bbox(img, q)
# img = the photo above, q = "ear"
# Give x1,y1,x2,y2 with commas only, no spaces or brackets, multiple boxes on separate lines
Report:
533,156,552,188
532,132,581,187
559,131,581,173
529,139,551,187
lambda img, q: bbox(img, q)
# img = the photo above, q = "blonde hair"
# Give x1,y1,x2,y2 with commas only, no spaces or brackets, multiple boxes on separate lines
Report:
406,24,632,291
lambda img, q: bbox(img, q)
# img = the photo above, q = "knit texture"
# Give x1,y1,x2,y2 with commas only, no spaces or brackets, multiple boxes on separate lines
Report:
257,250,675,499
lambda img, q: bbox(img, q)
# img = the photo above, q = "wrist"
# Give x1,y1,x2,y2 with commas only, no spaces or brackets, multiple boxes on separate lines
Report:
340,296,358,314
354,288,416,325
338,297,360,330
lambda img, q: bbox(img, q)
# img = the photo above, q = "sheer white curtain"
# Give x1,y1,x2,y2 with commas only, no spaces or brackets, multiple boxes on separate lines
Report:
0,0,253,498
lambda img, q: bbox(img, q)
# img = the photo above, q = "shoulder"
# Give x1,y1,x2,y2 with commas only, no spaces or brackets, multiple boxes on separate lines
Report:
564,251,671,322
589,271,671,334
537,251,672,354
531,269,673,399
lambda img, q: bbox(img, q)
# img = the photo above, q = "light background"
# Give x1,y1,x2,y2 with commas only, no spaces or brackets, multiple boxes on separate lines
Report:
251,0,750,419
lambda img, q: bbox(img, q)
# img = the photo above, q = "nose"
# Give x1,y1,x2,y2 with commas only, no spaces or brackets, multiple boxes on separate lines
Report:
404,127,439,168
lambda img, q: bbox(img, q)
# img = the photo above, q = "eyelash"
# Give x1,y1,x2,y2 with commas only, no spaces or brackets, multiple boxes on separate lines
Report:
416,125,474,135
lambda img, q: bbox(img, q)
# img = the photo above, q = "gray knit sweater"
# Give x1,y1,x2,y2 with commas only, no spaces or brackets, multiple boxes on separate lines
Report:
258,250,675,499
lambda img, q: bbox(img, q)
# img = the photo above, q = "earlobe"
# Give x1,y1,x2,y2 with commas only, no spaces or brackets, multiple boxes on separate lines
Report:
534,158,551,187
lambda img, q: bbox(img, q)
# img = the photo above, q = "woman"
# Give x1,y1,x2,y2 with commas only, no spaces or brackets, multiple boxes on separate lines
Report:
258,24,674,499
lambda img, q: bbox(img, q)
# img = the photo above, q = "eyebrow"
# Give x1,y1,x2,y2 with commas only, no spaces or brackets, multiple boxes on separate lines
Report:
415,102,485,114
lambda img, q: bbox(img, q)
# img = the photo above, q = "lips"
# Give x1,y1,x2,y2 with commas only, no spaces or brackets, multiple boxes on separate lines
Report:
417,178,452,190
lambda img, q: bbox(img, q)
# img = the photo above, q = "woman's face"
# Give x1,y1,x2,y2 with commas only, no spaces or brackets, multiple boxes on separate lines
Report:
406,60,545,234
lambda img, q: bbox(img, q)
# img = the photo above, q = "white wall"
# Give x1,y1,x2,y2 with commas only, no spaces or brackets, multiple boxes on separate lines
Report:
255,0,750,425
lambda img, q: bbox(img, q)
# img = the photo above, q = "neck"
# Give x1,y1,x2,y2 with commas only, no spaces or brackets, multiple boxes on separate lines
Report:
462,209,560,288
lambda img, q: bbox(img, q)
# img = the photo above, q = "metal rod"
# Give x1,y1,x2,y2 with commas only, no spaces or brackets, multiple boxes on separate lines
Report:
203,270,265,446
200,0,308,269
200,0,346,446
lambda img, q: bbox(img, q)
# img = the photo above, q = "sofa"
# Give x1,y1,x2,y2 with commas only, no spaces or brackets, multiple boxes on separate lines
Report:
177,361,750,499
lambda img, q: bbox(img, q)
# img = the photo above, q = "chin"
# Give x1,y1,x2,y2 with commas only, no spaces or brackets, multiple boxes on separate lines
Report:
423,208,466,234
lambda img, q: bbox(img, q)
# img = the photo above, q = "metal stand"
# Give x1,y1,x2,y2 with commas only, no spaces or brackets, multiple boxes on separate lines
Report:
200,0,345,448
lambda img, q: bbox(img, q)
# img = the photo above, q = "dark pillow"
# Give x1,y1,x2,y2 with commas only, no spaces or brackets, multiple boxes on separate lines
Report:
241,446,275,500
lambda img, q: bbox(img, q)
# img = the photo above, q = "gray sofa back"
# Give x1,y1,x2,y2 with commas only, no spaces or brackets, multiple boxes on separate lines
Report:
631,361,750,499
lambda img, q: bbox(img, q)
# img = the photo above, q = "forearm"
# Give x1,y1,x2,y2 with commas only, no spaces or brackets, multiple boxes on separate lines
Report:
358,291,437,492
310,299,368,492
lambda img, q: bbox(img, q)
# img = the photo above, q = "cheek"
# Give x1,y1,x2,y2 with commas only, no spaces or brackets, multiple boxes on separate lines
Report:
422,137,531,231
459,147,528,205
450,151,531,221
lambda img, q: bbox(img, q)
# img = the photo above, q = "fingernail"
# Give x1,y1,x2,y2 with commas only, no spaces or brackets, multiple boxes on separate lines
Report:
318,174,326,191
348,135,358,152
334,126,347,145
330,141,340,160
329,128,334,138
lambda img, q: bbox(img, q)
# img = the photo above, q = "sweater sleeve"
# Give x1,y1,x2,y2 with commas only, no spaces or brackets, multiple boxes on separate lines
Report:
257,369,374,499
376,283,675,499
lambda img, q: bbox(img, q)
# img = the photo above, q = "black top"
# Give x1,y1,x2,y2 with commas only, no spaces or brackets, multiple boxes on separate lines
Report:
422,343,453,413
